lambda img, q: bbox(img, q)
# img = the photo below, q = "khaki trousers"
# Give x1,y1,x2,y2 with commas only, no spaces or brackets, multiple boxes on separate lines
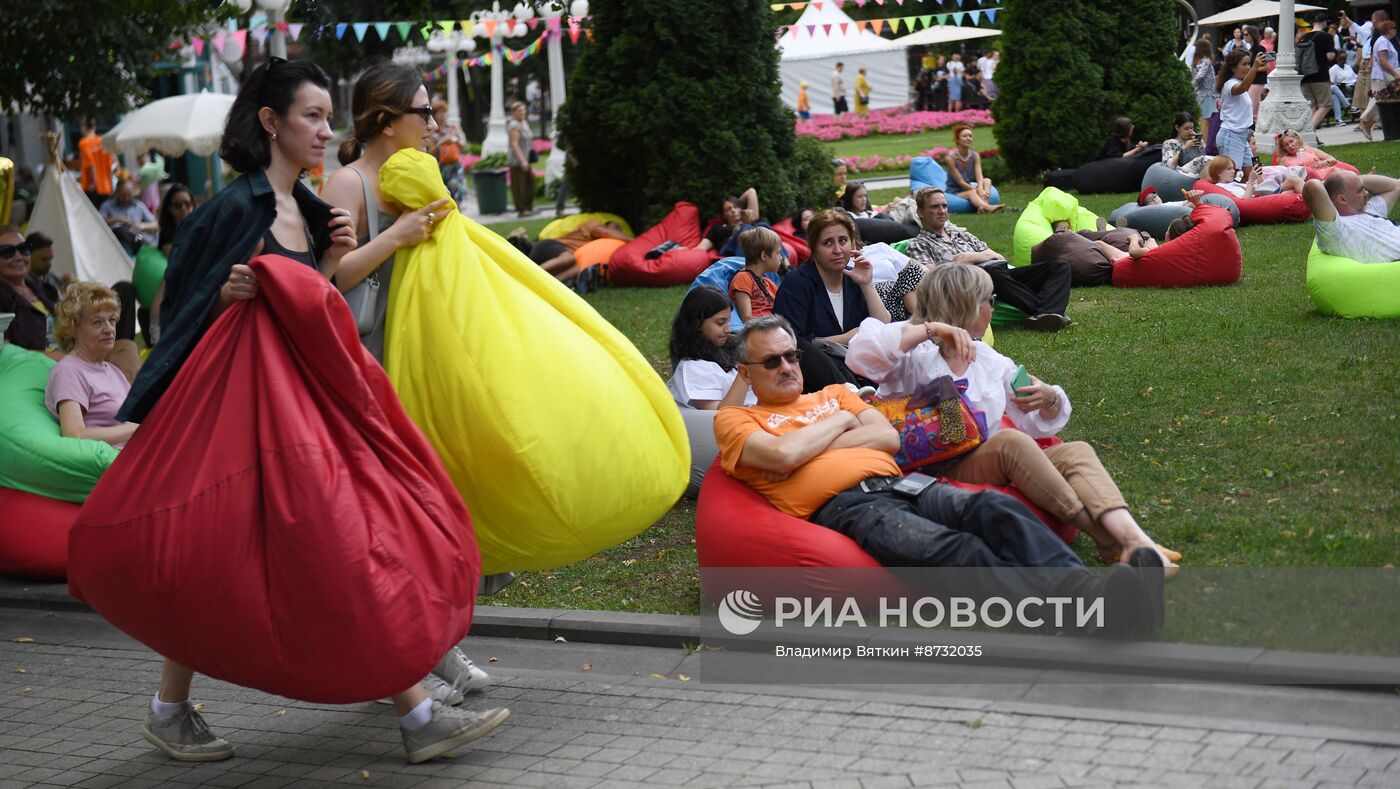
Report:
943,428,1128,524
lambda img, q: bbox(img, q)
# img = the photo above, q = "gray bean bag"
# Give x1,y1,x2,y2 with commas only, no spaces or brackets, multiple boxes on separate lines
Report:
1110,196,1240,239
1140,163,1199,197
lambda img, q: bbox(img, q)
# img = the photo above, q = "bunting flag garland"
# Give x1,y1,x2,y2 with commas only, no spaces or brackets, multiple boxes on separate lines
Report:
352,22,370,42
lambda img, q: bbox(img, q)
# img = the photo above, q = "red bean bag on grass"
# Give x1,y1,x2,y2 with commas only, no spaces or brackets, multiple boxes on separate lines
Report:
1111,203,1242,288
68,257,478,704
609,201,717,286
1193,179,1310,225
771,217,811,265
0,487,78,581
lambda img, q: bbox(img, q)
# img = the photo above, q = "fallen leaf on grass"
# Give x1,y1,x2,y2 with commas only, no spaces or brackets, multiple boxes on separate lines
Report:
570,585,583,593
1158,499,1171,505
13,668,25,674
488,656,499,663
361,770,370,780
677,674,691,681
621,559,637,567
554,636,567,643
15,637,33,643
963,715,984,729
648,674,667,680
21,687,31,694
580,663,592,671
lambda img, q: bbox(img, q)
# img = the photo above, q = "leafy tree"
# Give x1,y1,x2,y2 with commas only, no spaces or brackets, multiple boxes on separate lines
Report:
559,0,824,228
1094,0,1197,145
0,1,233,121
991,0,1108,176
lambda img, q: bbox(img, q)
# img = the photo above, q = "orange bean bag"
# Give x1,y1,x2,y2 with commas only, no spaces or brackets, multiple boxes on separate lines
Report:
574,237,626,272
0,486,78,581
1193,179,1310,225
1111,203,1241,288
608,202,717,286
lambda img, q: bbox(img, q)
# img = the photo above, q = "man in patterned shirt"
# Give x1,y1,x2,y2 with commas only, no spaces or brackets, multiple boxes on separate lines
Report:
905,188,1074,331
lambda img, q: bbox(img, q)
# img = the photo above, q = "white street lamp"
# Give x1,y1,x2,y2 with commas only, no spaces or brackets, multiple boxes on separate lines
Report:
1256,0,1316,151
538,1,585,184
471,1,529,156
427,29,474,132
253,0,294,60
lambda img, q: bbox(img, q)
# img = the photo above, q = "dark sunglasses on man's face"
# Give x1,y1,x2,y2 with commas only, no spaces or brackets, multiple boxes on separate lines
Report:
0,241,32,259
748,349,804,370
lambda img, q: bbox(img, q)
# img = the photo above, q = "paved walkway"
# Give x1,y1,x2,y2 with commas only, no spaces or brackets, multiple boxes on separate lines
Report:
3,606,1399,788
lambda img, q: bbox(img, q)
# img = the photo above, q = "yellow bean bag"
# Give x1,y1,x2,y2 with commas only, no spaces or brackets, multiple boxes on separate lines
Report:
1012,187,1101,267
538,212,633,240
1305,242,1400,319
380,149,689,574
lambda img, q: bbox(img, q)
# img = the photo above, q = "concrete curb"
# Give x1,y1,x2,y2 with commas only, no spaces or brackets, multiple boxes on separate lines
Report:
4,579,1396,689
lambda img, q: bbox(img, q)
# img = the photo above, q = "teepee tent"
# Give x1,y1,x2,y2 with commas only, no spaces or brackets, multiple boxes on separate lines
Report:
27,133,133,287
778,3,907,113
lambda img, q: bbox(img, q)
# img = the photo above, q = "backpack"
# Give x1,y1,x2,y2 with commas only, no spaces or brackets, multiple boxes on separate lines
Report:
1296,34,1320,78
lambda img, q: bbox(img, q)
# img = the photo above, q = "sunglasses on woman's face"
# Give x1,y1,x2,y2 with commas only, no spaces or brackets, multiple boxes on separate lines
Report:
401,106,434,119
0,241,32,259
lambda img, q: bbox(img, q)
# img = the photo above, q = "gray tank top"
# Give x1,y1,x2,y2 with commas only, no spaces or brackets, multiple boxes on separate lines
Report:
348,165,397,363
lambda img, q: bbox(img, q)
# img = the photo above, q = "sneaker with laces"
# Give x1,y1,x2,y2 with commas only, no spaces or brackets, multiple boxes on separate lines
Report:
432,646,491,694
402,703,510,764
142,702,234,762
421,673,467,706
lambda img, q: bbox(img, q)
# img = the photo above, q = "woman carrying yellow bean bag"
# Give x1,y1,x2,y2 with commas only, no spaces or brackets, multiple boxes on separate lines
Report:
379,149,689,574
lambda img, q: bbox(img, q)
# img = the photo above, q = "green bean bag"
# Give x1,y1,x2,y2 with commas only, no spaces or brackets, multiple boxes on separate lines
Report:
1012,187,1101,267
132,246,168,309
1305,242,1400,319
0,344,117,502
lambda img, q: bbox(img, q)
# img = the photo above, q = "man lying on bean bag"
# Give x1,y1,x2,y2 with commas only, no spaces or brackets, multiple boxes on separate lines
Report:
705,314,1165,635
1110,191,1242,288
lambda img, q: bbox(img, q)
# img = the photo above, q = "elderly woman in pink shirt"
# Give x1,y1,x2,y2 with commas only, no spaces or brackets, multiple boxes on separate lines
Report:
45,282,140,448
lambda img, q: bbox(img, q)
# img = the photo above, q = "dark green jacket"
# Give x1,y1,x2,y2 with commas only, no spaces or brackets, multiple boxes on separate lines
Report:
119,170,334,422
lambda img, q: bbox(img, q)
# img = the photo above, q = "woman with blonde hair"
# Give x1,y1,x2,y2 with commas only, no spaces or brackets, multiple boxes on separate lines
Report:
45,282,141,447
847,263,1180,571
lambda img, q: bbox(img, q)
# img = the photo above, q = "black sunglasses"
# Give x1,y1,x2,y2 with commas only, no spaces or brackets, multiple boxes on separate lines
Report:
0,241,32,259
401,106,435,119
746,349,804,370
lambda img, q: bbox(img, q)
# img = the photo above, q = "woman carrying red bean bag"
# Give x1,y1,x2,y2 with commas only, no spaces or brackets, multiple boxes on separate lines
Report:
608,201,717,286
1112,197,1241,288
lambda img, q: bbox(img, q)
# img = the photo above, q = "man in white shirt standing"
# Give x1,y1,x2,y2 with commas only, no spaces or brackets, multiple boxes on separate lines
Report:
978,51,999,100
1341,8,1388,112
831,62,848,116
1304,171,1400,264
1329,59,1358,124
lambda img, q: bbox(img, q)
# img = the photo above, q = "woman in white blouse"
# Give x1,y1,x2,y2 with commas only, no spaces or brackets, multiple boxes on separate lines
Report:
847,264,1178,571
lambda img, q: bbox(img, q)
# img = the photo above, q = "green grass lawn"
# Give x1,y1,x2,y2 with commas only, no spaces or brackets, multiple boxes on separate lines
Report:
483,135,1400,621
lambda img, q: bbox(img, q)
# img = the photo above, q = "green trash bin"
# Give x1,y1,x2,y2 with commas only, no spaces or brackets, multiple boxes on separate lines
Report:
472,168,509,215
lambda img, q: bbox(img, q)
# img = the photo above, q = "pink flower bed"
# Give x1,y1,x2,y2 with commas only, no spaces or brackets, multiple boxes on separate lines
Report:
841,147,999,174
797,107,994,141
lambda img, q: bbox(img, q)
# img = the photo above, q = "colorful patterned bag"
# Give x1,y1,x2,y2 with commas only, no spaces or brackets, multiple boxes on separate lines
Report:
870,376,988,472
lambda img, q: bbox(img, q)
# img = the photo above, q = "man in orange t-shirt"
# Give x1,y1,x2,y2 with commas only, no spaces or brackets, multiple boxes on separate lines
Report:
714,316,1167,611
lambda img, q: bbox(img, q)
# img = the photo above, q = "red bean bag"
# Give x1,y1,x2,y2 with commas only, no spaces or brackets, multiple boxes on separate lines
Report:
68,257,478,704
0,487,77,581
1112,203,1242,288
771,217,811,264
609,201,717,286
1193,179,1310,225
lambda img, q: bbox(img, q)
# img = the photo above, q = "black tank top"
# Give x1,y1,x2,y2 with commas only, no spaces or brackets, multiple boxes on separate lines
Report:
261,227,317,269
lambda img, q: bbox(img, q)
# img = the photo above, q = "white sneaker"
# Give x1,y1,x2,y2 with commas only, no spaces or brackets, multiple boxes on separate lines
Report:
402,703,509,764
422,673,466,706
433,646,491,694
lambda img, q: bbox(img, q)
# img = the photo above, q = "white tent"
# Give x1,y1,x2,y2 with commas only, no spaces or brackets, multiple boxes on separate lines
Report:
1197,0,1323,27
892,25,1001,48
778,3,906,112
27,134,133,287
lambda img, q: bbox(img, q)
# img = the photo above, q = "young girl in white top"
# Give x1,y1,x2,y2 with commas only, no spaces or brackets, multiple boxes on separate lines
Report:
1214,49,1269,180
846,264,1179,573
666,286,754,410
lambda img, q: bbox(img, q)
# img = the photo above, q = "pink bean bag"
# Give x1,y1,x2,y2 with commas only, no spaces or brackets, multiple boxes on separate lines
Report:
1193,179,1310,225
1112,203,1241,288
608,202,717,286
0,487,78,581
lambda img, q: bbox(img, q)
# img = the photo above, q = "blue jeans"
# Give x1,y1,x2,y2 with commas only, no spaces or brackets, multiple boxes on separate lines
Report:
1330,85,1348,122
1215,126,1252,169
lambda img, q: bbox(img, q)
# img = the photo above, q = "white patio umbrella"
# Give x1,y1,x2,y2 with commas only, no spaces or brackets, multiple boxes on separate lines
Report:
892,25,1001,48
102,91,235,158
1197,0,1323,27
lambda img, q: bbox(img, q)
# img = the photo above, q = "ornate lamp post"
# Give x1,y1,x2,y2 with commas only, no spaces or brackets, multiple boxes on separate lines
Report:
537,1,588,184
471,2,530,155
253,0,295,59
1256,0,1315,152
426,30,475,131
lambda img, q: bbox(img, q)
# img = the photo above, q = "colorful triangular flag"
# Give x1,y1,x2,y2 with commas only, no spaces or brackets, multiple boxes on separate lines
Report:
352,22,369,42
839,22,848,34
335,23,348,40
288,22,303,41
233,29,248,50
985,9,998,24
870,19,884,34
374,22,391,40
951,11,963,25
192,38,206,57
919,14,932,28
395,22,412,41
485,19,497,37
967,10,980,24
